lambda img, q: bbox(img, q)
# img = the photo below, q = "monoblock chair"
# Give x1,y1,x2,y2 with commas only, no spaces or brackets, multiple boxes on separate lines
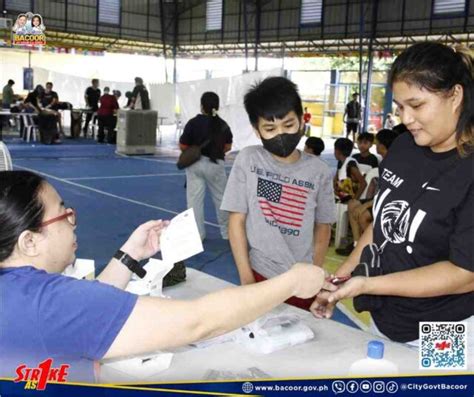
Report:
22,114,38,143
0,141,13,171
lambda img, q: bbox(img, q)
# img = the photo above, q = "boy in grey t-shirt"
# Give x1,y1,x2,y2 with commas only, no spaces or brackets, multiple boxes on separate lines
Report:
221,77,336,311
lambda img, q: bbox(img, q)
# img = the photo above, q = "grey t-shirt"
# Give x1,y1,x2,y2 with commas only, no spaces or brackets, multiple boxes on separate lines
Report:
221,146,336,278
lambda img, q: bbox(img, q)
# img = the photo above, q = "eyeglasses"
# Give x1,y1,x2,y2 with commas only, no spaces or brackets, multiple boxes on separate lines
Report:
40,208,76,227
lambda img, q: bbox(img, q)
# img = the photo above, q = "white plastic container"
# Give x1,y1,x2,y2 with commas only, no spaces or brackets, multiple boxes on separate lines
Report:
349,340,399,376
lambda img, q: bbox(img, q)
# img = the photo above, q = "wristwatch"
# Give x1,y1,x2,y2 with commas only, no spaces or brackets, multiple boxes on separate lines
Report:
113,250,147,279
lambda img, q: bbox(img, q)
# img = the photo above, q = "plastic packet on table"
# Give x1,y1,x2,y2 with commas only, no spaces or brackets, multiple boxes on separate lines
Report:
238,313,314,354
203,367,272,380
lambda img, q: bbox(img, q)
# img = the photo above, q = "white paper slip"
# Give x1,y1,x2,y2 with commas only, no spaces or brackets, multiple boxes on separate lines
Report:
160,208,203,264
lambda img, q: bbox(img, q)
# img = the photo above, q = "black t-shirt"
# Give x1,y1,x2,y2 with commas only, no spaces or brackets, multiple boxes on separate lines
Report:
85,87,101,109
370,133,473,342
354,153,378,168
131,85,150,110
41,90,58,107
25,92,41,111
179,114,233,161
345,100,361,119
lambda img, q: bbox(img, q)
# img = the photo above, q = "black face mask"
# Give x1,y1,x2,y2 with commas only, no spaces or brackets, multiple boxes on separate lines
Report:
260,130,304,158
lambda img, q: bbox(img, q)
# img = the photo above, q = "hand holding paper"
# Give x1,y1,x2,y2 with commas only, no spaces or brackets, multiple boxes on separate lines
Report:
160,208,204,265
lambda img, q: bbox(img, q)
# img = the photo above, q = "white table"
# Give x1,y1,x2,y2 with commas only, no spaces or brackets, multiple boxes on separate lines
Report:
100,268,421,383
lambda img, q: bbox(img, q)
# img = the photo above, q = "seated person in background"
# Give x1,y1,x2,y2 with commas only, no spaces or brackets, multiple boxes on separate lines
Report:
42,82,64,135
304,136,325,157
0,170,332,382
353,132,379,169
334,138,367,203
97,87,119,144
24,85,61,144
221,77,336,312
336,129,399,256
384,112,396,129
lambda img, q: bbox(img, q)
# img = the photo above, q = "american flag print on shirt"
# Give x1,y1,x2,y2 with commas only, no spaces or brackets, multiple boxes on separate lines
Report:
257,177,309,229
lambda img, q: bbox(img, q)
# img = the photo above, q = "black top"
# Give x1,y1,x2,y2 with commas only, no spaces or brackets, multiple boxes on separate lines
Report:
85,86,101,109
24,92,41,112
41,90,58,107
370,132,473,342
131,85,150,110
354,153,379,168
179,114,233,161
345,100,361,119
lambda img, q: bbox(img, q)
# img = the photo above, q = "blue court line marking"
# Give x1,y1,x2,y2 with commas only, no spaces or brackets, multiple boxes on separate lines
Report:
66,173,185,181
115,153,177,164
14,164,220,228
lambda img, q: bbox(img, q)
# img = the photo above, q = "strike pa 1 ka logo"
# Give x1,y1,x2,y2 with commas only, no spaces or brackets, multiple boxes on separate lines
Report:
14,358,69,390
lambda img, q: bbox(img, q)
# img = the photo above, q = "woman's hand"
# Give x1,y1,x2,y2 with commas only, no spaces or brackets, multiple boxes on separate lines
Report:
310,276,369,319
120,220,169,261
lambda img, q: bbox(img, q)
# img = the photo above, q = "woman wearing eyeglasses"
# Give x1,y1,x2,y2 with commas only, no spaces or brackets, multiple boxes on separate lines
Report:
0,170,332,382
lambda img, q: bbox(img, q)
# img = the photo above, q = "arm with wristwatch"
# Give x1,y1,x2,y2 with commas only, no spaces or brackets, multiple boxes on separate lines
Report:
96,220,169,289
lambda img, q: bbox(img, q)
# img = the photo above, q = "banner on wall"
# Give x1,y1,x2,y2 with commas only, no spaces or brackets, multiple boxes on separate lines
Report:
23,67,33,90
12,12,46,46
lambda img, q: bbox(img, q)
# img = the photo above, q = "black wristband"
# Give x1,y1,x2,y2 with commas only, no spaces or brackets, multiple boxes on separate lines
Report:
113,250,147,279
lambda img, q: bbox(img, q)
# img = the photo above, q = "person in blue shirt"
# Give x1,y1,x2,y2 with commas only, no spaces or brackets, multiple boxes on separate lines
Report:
0,170,332,382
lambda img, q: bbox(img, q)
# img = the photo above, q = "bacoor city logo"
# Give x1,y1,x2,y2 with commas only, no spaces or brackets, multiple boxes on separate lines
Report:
12,12,46,46
14,358,69,390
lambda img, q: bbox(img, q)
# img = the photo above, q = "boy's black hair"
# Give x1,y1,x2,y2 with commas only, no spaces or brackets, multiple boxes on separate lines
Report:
305,137,325,155
376,129,398,150
334,138,354,157
244,77,303,129
357,132,374,143
392,123,409,136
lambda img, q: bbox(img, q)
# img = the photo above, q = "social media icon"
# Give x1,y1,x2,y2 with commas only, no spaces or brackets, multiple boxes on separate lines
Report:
360,381,372,393
386,381,398,394
373,381,385,393
332,381,345,394
347,381,359,394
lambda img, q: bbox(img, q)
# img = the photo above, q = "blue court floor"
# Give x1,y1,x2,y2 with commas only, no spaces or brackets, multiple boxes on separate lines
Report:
3,130,358,329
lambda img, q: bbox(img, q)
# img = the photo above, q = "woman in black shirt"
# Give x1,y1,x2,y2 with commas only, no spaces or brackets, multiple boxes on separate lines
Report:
179,92,233,240
313,43,474,358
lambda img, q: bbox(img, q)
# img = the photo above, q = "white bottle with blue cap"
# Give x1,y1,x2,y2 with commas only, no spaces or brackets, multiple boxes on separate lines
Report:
349,340,399,375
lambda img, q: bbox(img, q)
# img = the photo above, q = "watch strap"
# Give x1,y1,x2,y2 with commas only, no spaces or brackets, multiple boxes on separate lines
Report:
114,250,147,279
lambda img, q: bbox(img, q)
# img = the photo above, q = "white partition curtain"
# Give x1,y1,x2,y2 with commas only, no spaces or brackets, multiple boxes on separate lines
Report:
176,69,283,151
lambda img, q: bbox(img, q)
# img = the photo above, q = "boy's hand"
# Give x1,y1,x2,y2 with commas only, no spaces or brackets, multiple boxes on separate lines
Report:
121,220,170,261
310,291,337,319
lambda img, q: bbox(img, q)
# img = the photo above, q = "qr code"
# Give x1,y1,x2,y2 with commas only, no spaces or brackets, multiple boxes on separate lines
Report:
419,322,467,370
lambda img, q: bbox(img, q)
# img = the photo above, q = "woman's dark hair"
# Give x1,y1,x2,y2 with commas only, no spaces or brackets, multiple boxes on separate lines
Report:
334,138,354,158
201,92,223,163
0,171,45,262
32,14,42,26
305,137,325,156
389,42,473,156
244,77,303,129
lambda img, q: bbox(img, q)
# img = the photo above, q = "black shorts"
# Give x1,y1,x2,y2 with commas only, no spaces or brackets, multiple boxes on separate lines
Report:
346,122,359,134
